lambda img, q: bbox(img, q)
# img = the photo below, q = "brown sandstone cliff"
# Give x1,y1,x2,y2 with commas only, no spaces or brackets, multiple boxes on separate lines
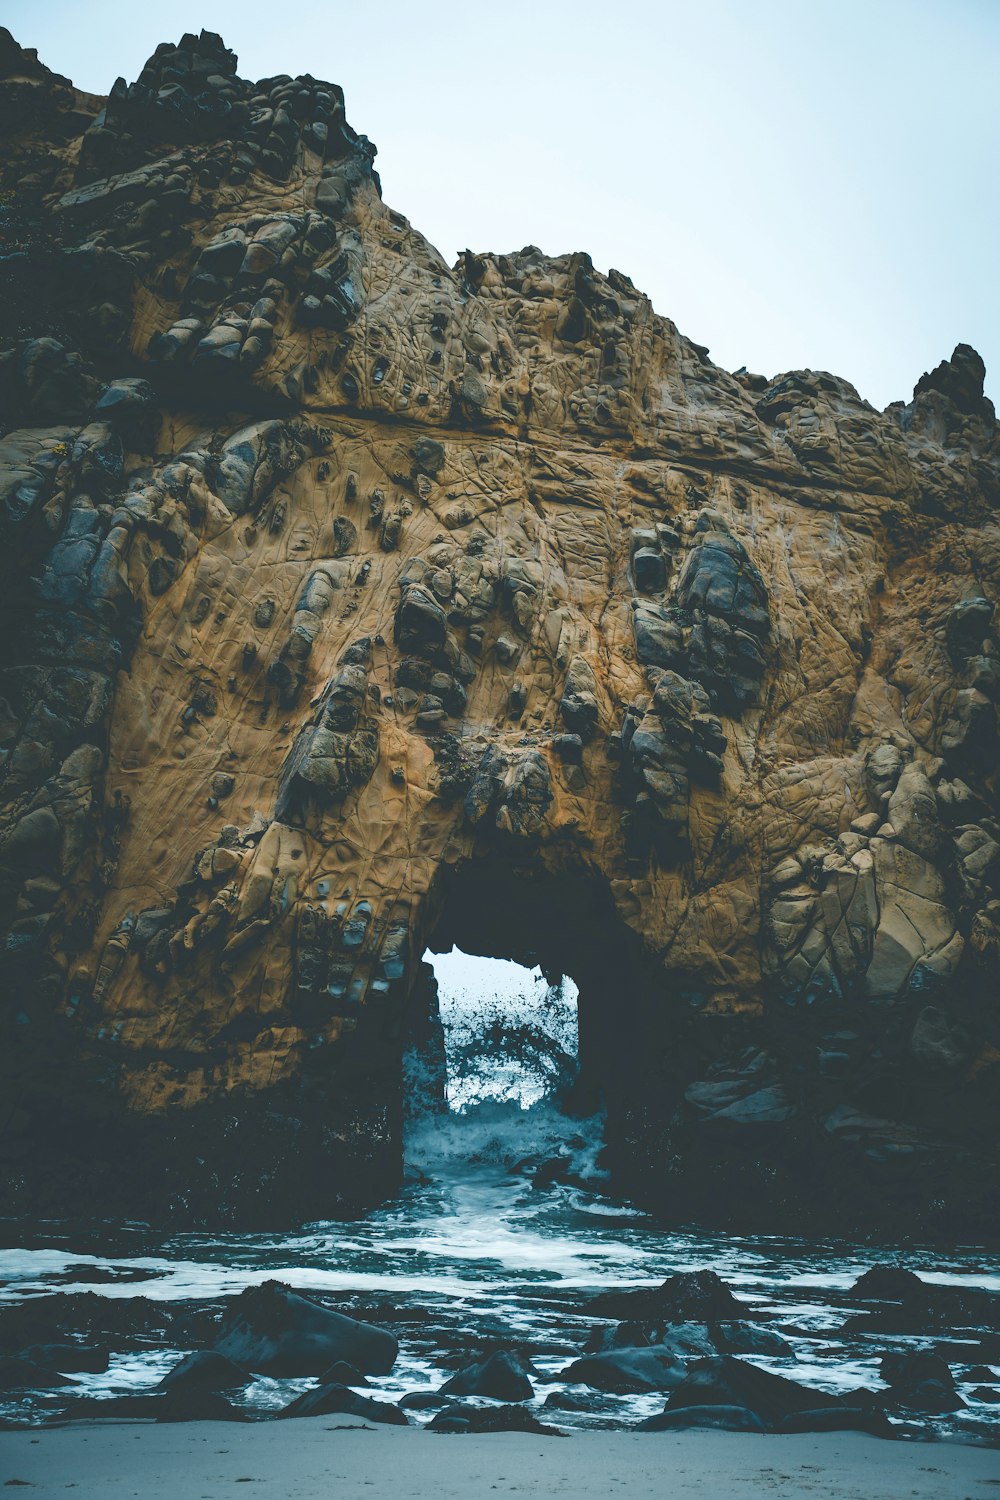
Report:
1,28,998,1232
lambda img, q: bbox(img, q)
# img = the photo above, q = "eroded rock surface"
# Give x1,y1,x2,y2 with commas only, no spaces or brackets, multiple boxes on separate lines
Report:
1,27,998,1231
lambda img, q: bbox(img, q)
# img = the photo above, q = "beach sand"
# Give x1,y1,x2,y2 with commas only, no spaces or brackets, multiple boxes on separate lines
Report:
0,1421,996,1499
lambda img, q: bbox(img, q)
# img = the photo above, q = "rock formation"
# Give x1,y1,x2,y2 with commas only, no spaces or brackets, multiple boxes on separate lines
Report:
1,27,998,1232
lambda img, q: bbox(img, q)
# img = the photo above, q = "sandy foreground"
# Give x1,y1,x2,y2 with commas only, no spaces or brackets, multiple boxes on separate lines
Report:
0,1422,997,1499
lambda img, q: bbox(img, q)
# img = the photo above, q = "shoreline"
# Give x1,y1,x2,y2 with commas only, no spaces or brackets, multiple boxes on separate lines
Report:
1,1421,998,1499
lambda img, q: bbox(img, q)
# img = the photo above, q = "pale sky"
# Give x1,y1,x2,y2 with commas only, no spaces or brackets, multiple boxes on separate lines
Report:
429,948,557,1010
11,0,999,411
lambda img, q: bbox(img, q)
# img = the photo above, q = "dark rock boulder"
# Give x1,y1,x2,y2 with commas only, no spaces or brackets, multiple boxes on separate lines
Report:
841,1270,1000,1336
279,1382,409,1424
633,547,666,593
543,1389,610,1413
712,1322,795,1357
63,1390,245,1422
847,1266,928,1302
399,1390,448,1410
582,1322,653,1353
427,1402,561,1435
0,1291,209,1353
879,1350,964,1413
588,1270,754,1324
156,1389,246,1423
638,1403,767,1433
494,749,553,836
413,438,445,477
21,1343,109,1374
885,1380,963,1414
440,1350,534,1402
664,1355,852,1430
775,1406,893,1436
318,1360,369,1386
212,1281,398,1376
158,1350,251,1391
560,1345,686,1394
0,1354,76,1390
582,1320,716,1359
880,1350,954,1387
677,531,768,629
632,602,685,672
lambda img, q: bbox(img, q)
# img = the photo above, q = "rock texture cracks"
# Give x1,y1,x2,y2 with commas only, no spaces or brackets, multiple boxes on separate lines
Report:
1,27,998,1230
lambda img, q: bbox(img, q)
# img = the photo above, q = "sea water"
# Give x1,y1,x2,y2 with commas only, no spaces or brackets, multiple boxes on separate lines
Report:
1,953,997,1440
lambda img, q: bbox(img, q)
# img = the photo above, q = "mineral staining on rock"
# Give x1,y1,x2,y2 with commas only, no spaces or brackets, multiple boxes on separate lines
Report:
1,27,998,1229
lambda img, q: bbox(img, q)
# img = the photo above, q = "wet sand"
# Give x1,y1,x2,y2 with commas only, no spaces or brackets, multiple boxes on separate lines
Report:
1,1421,996,1499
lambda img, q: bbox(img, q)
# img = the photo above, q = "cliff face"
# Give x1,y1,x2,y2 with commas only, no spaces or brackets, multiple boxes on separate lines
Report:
1,28,998,1232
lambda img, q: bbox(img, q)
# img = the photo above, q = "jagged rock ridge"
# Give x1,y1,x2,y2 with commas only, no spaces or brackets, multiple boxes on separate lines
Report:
0,28,998,1231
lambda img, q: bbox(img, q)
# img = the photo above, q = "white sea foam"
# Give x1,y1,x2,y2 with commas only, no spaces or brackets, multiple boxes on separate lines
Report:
2,951,997,1438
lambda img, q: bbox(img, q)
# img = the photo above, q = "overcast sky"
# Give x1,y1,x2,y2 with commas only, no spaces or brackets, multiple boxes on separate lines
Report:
12,0,998,411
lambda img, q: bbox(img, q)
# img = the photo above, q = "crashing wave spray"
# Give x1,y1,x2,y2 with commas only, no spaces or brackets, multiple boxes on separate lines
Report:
433,950,579,1111
405,949,607,1187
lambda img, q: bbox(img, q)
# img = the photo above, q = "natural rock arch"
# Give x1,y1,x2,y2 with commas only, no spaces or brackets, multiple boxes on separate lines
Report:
0,28,998,1234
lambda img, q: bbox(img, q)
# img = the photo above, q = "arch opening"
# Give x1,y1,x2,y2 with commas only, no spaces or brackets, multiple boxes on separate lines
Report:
400,852,663,1192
